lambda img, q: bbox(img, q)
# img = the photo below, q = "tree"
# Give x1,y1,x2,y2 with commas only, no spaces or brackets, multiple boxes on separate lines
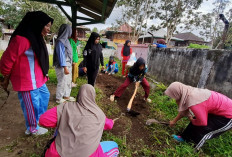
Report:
13,0,67,34
0,0,68,41
116,0,157,43
225,8,232,49
184,0,231,49
151,0,203,45
92,27,98,33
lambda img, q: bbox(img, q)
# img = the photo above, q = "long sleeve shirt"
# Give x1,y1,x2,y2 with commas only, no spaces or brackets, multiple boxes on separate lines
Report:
83,44,104,70
55,41,66,67
106,62,118,74
0,35,47,91
190,91,232,126
39,106,114,157
128,67,148,82
69,38,79,63
121,46,132,62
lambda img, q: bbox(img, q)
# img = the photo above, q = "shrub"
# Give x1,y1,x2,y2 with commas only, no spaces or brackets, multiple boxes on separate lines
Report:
188,43,210,49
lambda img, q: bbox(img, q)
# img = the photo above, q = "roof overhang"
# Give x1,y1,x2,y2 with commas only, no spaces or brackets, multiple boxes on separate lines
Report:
29,0,117,27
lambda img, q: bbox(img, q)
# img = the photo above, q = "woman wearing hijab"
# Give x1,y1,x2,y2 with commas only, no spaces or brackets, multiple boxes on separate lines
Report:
105,56,118,75
53,24,75,104
164,82,232,150
121,40,132,77
110,57,151,105
83,32,104,86
0,11,53,135
69,28,80,87
39,84,119,157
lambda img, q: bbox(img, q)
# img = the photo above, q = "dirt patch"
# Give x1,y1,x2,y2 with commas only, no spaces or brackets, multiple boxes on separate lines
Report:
0,84,57,156
0,74,154,156
96,74,153,152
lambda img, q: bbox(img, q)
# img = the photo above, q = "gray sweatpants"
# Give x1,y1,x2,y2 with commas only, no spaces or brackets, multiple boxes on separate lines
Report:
55,66,72,100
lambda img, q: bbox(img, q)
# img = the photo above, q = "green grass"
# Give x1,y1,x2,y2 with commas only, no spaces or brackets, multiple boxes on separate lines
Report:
188,43,210,49
147,83,232,156
1,54,232,156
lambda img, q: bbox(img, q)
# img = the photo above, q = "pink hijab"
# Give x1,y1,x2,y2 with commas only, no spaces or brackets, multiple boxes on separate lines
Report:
55,84,106,157
164,82,211,111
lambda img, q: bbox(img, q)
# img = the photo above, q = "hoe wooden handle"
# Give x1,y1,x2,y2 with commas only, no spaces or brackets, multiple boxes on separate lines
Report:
127,85,138,111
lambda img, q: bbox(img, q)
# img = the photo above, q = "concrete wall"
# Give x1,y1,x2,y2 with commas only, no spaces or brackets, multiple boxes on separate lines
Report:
102,48,117,58
117,44,149,63
0,40,8,51
147,47,232,98
0,40,53,55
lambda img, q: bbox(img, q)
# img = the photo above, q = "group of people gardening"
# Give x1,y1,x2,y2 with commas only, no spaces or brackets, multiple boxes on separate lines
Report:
0,11,232,157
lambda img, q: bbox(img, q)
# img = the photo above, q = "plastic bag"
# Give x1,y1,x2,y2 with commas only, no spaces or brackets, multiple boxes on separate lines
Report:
126,52,137,66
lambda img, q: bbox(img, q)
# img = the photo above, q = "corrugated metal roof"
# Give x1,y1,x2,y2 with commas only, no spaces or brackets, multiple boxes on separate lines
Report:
30,0,117,26
76,0,117,21
174,32,204,42
139,29,184,41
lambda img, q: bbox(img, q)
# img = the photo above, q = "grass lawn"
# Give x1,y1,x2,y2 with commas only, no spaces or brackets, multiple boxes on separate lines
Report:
52,56,232,156
1,53,232,156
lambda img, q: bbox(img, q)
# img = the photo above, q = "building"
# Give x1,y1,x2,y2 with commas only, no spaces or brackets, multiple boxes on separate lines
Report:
138,29,184,46
76,26,91,40
174,32,208,47
104,23,136,44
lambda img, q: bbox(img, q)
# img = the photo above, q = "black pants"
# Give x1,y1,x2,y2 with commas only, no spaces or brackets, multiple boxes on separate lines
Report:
87,68,99,86
181,114,232,150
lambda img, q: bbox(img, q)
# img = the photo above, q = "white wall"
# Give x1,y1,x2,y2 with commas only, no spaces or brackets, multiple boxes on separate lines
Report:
0,40,53,55
0,40,8,51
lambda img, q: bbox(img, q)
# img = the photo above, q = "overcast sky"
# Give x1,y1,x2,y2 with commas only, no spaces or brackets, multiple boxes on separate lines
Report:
63,0,232,35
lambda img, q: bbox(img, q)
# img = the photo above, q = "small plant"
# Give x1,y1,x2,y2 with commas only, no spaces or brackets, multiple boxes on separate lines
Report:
188,43,210,49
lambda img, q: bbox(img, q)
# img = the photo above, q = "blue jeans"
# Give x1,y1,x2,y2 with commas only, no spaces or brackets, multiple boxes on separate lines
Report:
18,84,50,133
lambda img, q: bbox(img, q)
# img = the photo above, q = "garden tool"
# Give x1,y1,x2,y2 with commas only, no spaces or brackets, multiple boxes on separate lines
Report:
146,119,169,126
113,113,125,122
127,82,138,111
126,82,140,117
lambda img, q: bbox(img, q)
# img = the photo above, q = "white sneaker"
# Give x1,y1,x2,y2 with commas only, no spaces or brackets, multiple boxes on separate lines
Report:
56,98,67,104
65,96,76,102
71,82,77,88
25,130,31,135
144,98,152,103
32,127,48,136
110,95,115,102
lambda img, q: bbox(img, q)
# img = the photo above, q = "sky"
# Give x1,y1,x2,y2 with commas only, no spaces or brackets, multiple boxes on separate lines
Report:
63,0,232,37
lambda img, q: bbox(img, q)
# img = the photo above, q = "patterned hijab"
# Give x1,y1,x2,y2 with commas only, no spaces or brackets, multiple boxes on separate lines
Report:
164,82,211,111
55,84,106,157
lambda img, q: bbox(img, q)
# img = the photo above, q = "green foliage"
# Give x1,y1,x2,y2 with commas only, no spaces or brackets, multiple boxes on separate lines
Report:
188,43,210,49
225,26,232,49
0,0,67,34
116,0,157,42
150,0,203,45
92,27,98,33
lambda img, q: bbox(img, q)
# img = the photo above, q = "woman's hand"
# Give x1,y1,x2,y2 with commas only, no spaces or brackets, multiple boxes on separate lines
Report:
169,120,176,127
101,66,104,70
83,67,87,73
63,67,69,75
135,81,140,87
188,115,194,121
